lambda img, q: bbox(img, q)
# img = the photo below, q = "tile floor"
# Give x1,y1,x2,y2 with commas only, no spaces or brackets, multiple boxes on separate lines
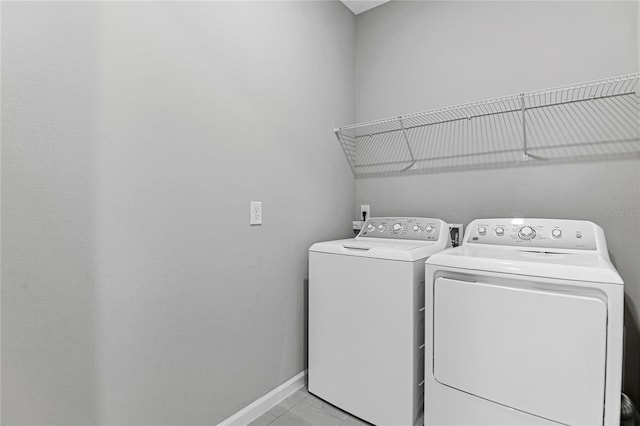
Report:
248,387,373,426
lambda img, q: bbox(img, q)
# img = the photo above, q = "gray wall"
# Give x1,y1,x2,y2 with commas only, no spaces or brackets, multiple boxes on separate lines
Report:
354,0,640,402
1,2,355,425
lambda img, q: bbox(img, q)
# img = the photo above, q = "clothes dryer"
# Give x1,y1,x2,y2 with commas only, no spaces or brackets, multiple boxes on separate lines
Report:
424,218,624,426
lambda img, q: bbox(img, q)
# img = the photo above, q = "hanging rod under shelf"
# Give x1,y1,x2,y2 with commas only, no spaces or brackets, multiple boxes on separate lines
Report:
334,73,640,177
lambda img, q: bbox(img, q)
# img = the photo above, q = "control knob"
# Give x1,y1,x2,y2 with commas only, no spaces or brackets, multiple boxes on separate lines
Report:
495,227,505,236
518,226,536,240
366,223,375,232
551,229,562,239
412,225,421,233
425,225,434,233
393,223,403,234
378,224,386,232
478,226,487,236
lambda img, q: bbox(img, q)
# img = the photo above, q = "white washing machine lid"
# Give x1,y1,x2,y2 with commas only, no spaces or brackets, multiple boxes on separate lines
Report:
426,245,623,284
310,238,446,262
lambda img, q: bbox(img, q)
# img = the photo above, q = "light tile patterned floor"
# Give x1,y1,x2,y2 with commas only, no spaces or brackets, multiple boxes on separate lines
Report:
248,387,372,426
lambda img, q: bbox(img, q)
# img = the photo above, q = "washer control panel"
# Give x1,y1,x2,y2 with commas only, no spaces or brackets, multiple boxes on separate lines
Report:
466,218,597,250
359,217,442,241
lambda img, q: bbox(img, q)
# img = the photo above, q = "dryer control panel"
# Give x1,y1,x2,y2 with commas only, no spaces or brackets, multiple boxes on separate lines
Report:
465,218,598,250
358,217,444,241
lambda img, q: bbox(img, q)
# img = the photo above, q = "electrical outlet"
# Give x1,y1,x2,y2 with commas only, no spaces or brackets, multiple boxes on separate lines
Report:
250,201,262,225
360,204,371,221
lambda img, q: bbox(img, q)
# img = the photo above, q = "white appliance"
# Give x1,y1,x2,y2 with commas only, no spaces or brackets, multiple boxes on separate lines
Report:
309,217,451,426
424,218,624,426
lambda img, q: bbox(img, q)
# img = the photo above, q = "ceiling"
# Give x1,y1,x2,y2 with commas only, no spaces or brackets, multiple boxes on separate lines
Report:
340,1,390,15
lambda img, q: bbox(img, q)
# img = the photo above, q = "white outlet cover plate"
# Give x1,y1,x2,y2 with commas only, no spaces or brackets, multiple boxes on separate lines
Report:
250,201,262,225
360,204,371,220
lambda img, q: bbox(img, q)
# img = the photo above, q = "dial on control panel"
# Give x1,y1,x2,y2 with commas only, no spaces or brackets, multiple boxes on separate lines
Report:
425,225,434,233
551,229,563,239
495,227,504,236
518,226,536,240
393,223,403,234
378,224,386,232
412,225,421,233
478,226,487,236
367,224,375,232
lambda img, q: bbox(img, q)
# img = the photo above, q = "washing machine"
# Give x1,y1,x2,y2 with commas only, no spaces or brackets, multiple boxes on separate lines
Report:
424,218,624,426
309,217,451,426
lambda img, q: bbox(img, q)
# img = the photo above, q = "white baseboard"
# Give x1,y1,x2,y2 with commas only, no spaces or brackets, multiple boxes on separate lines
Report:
217,370,307,426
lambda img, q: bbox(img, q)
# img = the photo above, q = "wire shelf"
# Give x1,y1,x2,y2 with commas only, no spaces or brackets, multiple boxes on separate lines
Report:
335,73,640,178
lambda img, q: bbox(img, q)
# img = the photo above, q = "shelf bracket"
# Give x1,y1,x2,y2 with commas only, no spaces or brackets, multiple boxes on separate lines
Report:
520,93,529,162
334,128,356,175
398,117,417,171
